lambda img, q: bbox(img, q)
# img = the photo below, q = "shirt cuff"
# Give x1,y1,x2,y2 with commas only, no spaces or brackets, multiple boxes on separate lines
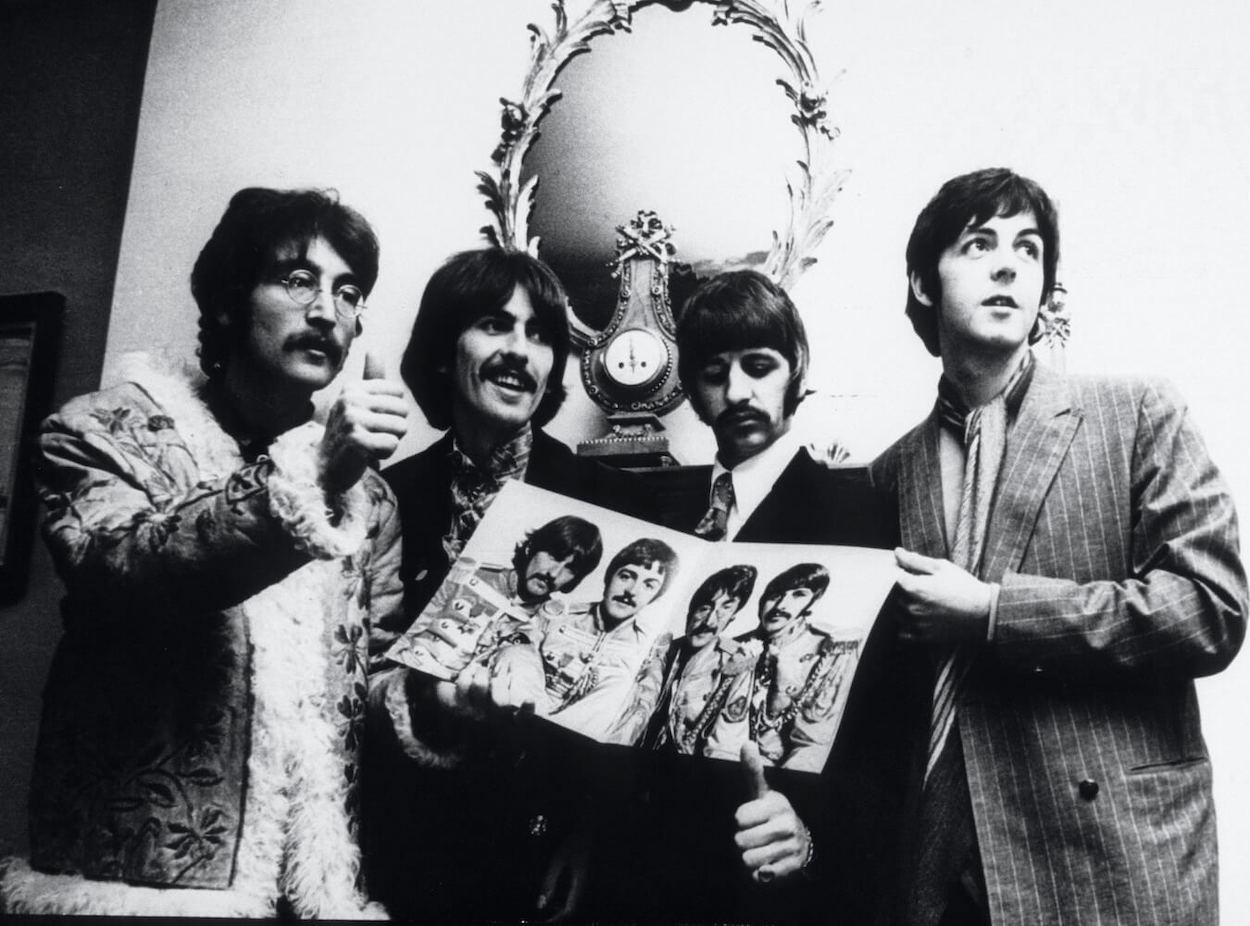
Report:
985,582,1002,642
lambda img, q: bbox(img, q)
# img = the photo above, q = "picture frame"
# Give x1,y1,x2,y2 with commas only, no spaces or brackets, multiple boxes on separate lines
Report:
0,291,64,602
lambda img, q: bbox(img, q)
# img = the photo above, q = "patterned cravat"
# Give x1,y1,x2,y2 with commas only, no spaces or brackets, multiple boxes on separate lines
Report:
694,472,734,541
442,426,532,562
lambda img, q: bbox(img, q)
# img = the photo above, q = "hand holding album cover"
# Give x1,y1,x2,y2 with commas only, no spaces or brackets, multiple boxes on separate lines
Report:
385,481,898,774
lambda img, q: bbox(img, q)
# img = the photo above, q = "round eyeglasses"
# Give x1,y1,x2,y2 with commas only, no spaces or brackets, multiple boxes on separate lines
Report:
280,269,367,320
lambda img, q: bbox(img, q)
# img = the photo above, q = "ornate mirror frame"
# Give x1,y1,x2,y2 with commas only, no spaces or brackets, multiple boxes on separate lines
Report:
475,0,846,294
473,0,1072,424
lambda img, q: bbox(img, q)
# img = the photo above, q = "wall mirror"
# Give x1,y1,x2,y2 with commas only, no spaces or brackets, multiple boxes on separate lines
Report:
476,0,845,332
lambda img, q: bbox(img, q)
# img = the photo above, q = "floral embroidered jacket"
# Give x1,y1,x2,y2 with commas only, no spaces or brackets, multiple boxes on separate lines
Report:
0,358,405,918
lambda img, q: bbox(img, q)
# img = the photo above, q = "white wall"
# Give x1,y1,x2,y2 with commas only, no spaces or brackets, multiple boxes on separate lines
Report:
107,0,1250,916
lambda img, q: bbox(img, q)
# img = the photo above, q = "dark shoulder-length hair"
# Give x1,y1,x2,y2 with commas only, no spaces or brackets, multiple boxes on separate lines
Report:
401,248,571,430
675,269,810,419
905,168,1060,357
191,187,379,378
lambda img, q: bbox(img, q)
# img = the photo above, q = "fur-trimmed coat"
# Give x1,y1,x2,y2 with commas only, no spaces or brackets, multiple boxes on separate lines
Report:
0,357,405,918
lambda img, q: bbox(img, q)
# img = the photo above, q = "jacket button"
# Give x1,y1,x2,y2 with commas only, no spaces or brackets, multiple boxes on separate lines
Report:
1078,778,1099,801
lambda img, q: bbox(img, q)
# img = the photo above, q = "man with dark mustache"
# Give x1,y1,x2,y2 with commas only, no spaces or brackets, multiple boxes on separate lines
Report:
364,248,645,922
871,167,1246,925
1,188,411,916
376,248,644,622
701,563,859,773
528,537,679,741
630,564,759,752
588,269,910,924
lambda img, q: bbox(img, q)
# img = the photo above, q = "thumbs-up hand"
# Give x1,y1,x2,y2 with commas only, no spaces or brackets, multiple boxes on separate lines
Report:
733,742,813,884
319,350,408,495
741,738,771,800
362,350,387,382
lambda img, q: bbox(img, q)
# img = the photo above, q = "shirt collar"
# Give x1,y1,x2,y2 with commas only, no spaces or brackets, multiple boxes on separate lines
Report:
709,427,801,539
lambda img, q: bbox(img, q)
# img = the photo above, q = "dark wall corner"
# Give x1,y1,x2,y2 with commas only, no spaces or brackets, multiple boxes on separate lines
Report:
0,0,158,858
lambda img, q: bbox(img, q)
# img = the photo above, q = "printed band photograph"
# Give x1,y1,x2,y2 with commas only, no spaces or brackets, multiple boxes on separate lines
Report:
385,481,898,773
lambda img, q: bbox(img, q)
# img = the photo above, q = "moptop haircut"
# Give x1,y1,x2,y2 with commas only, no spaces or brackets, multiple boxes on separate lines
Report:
604,538,680,601
401,248,571,431
191,187,379,378
689,564,759,613
675,269,810,419
761,562,831,607
905,167,1060,357
511,515,604,591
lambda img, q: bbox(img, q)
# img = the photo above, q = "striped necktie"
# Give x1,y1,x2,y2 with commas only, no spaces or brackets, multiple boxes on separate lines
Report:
694,472,734,541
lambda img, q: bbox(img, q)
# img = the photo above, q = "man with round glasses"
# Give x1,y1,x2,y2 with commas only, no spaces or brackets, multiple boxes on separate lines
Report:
1,187,410,917
279,266,366,315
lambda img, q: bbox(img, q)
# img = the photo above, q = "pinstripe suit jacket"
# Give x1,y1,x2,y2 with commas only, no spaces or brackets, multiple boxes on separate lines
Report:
870,363,1246,926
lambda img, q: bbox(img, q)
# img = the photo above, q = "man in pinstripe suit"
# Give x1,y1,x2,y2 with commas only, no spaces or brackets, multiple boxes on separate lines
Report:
871,167,1247,925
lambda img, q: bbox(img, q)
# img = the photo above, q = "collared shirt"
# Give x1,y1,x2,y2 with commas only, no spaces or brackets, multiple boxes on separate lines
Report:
708,427,801,540
536,600,670,742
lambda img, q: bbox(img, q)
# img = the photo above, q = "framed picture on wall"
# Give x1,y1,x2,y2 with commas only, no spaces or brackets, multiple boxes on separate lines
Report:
0,292,63,602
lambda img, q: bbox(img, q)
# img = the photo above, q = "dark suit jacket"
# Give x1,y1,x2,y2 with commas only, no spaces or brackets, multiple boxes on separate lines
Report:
871,366,1246,925
585,446,918,924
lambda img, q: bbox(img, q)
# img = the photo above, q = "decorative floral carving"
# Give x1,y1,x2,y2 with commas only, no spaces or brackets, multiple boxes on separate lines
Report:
478,0,843,289
610,209,677,278
1038,282,1071,348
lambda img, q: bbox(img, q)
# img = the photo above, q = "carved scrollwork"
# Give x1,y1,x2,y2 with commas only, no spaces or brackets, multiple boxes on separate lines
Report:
477,0,844,290
1038,282,1071,349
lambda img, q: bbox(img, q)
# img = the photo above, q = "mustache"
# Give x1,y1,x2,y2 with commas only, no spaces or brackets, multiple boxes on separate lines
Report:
481,356,538,392
611,593,636,607
528,573,557,591
287,332,342,364
715,406,767,431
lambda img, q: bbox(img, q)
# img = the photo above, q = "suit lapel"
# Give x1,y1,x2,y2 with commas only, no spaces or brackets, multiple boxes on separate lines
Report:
897,415,948,559
983,364,1081,581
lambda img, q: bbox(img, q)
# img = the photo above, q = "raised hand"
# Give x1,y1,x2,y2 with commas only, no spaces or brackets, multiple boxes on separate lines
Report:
318,351,408,495
733,741,812,884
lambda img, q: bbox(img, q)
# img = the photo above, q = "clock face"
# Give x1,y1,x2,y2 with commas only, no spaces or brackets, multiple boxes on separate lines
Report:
602,327,669,389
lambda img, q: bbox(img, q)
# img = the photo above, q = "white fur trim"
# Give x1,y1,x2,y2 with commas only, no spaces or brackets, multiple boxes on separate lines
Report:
370,667,466,770
242,559,379,918
267,424,369,559
111,351,243,479
0,857,272,917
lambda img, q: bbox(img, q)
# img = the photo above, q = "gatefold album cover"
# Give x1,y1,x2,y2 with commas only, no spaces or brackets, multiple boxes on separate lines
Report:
386,480,897,773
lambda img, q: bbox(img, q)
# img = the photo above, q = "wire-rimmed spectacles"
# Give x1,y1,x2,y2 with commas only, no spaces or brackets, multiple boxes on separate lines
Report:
280,269,367,320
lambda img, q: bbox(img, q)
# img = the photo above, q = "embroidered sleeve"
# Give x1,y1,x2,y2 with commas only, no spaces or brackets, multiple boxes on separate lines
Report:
361,474,407,664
